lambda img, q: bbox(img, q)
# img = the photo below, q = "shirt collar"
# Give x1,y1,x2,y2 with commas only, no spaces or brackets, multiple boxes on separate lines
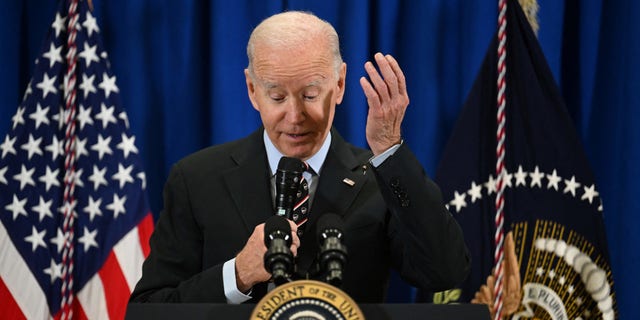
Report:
264,130,331,176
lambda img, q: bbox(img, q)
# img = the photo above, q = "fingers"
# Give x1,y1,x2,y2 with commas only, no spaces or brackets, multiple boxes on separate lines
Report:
360,52,407,106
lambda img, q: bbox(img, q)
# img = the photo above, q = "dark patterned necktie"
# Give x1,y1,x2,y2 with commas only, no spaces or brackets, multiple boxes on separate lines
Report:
292,162,311,231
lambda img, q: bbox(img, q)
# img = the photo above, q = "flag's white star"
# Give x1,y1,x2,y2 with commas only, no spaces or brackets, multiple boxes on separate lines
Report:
21,134,43,160
51,106,66,130
546,169,561,191
117,133,139,159
50,229,66,254
74,168,84,188
514,165,527,186
78,227,99,252
42,43,63,68
485,174,496,195
575,296,583,305
1,135,17,158
82,11,100,36
106,193,127,218
563,176,581,197
567,285,575,295
559,276,566,285
0,166,7,185
29,103,50,129
88,165,108,191
548,269,556,279
95,103,117,129
137,171,147,189
13,165,36,190
39,166,60,191
75,137,90,159
43,259,63,284
51,13,66,38
36,73,58,99
32,196,54,222
450,191,467,213
112,164,134,189
536,267,544,277
468,181,483,203
76,104,94,130
119,111,130,129
11,106,26,129
78,42,100,67
24,226,47,252
581,184,599,204
98,73,119,98
529,166,544,188
23,81,33,100
44,135,64,161
500,169,513,188
5,195,28,220
79,73,97,98
57,199,77,217
91,134,113,160
83,196,103,222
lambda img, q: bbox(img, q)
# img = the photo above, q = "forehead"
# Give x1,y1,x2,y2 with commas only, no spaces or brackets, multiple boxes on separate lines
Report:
251,36,335,84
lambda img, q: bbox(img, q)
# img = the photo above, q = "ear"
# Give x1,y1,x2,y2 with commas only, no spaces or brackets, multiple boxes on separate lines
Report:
335,63,347,105
245,68,260,111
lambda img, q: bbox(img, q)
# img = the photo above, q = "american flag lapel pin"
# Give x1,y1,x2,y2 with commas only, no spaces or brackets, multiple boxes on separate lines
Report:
342,178,355,187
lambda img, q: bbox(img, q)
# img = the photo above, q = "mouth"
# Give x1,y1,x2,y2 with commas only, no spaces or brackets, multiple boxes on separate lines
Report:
285,132,309,139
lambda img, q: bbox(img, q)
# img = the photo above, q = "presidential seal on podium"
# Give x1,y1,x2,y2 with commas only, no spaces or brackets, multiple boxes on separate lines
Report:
250,280,364,320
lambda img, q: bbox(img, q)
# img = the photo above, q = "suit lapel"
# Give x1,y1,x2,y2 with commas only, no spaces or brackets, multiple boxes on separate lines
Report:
297,130,371,274
222,129,274,235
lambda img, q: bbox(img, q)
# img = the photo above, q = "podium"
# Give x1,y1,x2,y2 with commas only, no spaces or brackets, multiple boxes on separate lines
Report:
126,303,490,320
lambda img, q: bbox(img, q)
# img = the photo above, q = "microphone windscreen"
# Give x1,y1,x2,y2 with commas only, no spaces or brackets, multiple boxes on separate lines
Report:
316,213,344,239
264,215,291,244
277,156,305,172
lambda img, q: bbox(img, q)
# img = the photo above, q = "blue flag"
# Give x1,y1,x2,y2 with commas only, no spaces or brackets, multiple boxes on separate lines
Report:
0,1,153,319
417,1,618,319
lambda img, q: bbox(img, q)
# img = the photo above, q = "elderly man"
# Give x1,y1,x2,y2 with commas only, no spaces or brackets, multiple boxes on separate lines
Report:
130,11,469,304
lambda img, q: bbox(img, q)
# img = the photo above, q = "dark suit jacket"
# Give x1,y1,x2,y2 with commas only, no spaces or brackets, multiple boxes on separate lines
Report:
130,128,469,303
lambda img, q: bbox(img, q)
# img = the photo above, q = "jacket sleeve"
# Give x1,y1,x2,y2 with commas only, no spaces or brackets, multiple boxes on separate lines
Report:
129,163,227,303
372,143,471,291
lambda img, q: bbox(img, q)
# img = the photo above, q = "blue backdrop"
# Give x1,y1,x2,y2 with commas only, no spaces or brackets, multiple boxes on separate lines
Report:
1,1,637,318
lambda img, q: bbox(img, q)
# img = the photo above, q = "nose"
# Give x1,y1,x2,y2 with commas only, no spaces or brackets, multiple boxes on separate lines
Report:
284,97,306,124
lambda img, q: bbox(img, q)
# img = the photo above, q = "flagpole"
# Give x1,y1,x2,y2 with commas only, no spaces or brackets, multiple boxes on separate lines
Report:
494,0,508,319
61,0,80,318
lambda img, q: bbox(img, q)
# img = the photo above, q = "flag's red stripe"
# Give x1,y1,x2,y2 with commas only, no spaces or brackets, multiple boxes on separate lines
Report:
53,297,89,320
73,296,89,320
98,251,130,320
138,212,154,257
0,277,26,320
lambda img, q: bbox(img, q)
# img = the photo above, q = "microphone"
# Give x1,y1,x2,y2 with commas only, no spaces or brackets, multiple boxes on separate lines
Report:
263,215,294,285
275,156,306,219
316,213,348,287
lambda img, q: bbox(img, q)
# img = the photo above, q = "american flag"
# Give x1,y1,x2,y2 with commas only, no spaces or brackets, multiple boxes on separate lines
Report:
0,0,153,319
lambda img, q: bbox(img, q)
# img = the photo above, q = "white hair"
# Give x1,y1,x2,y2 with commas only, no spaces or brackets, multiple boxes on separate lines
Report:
246,11,343,79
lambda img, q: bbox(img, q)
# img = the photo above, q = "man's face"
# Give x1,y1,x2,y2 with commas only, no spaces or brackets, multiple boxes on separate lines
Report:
245,41,346,160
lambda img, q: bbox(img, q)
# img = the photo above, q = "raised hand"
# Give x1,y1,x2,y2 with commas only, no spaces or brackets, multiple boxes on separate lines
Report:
359,52,409,156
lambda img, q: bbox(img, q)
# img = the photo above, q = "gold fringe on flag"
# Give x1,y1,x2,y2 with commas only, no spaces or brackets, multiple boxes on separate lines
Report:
518,0,539,35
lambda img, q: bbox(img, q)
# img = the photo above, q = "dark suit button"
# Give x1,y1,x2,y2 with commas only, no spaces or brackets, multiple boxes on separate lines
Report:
401,199,410,207
390,177,400,187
